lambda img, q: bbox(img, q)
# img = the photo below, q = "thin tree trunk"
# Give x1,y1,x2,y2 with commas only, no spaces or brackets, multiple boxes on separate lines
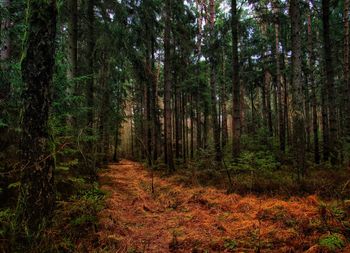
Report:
221,47,228,147
86,0,95,167
209,0,221,162
307,3,320,163
231,0,241,158
164,0,174,171
266,74,273,137
190,94,194,158
67,0,78,81
274,1,285,152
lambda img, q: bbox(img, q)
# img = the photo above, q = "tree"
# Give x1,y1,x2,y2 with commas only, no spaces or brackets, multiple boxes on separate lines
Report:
273,0,285,152
290,0,306,177
164,0,174,170
209,0,222,162
307,0,320,164
0,0,11,141
231,0,241,158
322,0,338,165
343,0,350,163
86,0,95,166
67,0,78,82
16,0,57,235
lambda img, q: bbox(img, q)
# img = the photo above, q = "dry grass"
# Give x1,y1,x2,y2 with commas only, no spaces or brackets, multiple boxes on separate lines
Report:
96,160,350,252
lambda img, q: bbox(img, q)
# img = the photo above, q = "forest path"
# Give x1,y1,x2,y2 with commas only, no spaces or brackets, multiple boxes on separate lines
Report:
97,160,333,252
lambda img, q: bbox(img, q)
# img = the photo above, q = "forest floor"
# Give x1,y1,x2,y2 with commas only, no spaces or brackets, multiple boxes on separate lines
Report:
96,160,350,252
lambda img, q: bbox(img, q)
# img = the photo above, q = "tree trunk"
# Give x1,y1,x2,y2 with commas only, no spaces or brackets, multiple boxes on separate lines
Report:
344,0,350,164
273,1,285,152
307,3,320,163
322,0,338,164
231,0,241,158
164,0,174,171
208,0,221,162
190,94,194,158
0,0,11,143
266,72,273,137
290,0,306,177
221,47,228,147
86,0,95,167
16,0,57,235
67,0,78,81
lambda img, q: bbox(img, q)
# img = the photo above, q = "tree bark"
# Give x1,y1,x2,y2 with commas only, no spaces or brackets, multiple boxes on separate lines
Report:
322,0,338,164
0,0,11,143
290,0,306,177
164,0,174,170
343,0,350,163
16,0,57,235
67,0,78,81
231,0,241,158
307,2,320,164
273,1,285,152
86,0,95,165
209,0,222,162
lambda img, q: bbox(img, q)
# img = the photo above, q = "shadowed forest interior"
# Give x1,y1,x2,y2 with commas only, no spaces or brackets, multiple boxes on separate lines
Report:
1,0,350,252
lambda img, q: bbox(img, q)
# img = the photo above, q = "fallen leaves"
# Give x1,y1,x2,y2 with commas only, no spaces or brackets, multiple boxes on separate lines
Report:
95,160,349,252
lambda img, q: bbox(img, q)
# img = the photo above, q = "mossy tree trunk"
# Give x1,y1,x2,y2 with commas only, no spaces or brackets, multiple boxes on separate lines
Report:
16,0,57,236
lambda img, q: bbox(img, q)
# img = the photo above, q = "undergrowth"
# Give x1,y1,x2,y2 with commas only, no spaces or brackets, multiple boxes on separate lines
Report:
0,162,106,253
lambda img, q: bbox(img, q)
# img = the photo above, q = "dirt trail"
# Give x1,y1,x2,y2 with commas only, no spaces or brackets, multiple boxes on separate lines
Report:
97,160,345,253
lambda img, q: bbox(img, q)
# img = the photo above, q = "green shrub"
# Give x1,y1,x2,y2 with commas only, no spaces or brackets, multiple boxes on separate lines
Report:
224,239,237,250
319,233,344,251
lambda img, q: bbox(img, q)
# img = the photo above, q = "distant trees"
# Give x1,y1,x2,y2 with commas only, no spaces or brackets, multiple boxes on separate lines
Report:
117,0,349,170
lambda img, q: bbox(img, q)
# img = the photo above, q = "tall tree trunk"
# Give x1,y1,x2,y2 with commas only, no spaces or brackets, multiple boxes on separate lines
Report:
209,0,221,162
304,68,311,151
344,0,350,164
151,41,159,162
16,0,57,235
164,0,174,170
190,94,194,158
266,72,273,137
307,3,320,163
67,0,78,81
0,0,11,143
322,0,338,164
231,0,241,158
195,0,203,153
321,78,330,161
86,0,95,166
273,1,285,152
221,47,228,147
174,80,182,159
0,0,11,60
196,92,202,150
290,0,306,177
281,36,291,146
